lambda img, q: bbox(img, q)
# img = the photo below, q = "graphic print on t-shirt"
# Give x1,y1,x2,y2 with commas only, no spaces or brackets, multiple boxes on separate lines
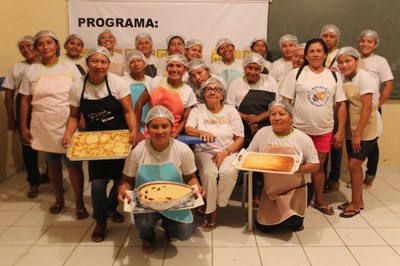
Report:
307,86,329,107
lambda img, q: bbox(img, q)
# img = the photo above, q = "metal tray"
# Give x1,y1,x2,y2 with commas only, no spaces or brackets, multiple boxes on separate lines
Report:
66,130,131,161
232,149,303,175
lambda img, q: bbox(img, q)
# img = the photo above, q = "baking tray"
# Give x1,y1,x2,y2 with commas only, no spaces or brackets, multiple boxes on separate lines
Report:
67,130,131,161
232,149,302,175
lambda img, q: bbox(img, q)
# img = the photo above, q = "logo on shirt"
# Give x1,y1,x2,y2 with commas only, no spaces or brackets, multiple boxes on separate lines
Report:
308,86,329,107
203,117,229,125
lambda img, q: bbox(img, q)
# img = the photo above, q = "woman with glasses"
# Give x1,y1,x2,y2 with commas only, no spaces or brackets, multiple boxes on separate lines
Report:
186,77,244,231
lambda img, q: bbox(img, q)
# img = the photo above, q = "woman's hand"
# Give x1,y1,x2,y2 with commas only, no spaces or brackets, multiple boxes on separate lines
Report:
117,180,133,204
62,135,72,148
137,131,146,142
129,131,139,147
245,114,261,125
21,128,33,145
212,149,229,168
199,131,216,143
352,134,362,153
332,131,344,149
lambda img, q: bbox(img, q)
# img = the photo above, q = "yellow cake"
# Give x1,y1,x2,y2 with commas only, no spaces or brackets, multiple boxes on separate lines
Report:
242,153,294,172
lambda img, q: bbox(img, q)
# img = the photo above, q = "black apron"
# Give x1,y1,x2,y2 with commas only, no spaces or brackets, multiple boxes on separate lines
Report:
80,74,128,180
238,89,276,147
144,64,157,78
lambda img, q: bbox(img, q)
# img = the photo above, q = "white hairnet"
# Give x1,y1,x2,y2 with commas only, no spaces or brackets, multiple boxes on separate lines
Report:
294,43,306,51
185,39,203,49
268,100,294,118
85,46,111,61
320,24,341,41
165,54,188,68
279,34,299,48
199,77,227,102
33,30,60,56
135,33,153,47
187,59,208,73
125,50,147,68
242,52,265,69
64,34,84,47
166,33,185,47
17,35,34,48
145,105,174,125
336,46,360,59
215,38,235,52
250,37,268,48
97,29,114,45
359,29,380,44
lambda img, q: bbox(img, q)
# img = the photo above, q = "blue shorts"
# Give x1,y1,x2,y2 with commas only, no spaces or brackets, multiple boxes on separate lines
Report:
346,138,378,161
44,152,82,168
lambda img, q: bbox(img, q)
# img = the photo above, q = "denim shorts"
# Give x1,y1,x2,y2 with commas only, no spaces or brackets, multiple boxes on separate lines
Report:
43,152,82,168
346,138,378,161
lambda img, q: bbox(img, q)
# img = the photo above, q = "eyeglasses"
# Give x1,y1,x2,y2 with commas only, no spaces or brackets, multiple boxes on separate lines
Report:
204,87,222,93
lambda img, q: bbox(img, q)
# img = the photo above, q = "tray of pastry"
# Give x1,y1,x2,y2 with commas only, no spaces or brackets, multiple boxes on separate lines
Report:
232,149,302,175
67,130,131,160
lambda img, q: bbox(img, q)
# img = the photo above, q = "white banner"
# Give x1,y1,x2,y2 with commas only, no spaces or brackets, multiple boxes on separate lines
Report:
69,1,269,63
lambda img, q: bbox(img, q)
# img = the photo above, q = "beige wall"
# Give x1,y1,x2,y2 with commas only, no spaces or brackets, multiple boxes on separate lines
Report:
1,1,399,180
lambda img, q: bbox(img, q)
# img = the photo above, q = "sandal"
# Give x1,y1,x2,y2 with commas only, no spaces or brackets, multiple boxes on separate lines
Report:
339,209,360,218
49,203,64,214
314,203,334,215
106,210,125,223
27,186,39,198
338,202,364,211
142,240,156,254
201,220,216,232
91,225,106,242
76,208,89,220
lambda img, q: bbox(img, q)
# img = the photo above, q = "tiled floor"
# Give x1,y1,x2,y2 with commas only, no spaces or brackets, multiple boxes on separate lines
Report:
1,166,400,265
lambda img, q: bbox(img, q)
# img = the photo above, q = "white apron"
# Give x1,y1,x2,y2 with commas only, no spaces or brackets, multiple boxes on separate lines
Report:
31,75,72,153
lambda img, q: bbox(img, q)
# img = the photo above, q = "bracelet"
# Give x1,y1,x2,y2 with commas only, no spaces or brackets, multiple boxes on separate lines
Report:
225,147,233,156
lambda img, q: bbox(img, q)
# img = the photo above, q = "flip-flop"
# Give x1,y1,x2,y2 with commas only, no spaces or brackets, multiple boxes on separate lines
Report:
201,220,216,232
76,208,89,220
339,209,360,218
314,203,335,215
27,186,39,198
49,203,64,214
338,202,364,211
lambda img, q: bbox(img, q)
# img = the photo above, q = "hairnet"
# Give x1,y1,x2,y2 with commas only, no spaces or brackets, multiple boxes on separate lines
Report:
250,37,268,48
166,33,185,47
336,46,360,59
320,24,341,41
187,59,208,73
359,29,380,44
199,77,227,102
64,34,84,47
278,34,299,48
268,100,294,118
185,39,203,49
97,29,114,45
294,43,306,51
242,52,265,69
135,33,153,47
125,50,147,68
85,46,111,62
165,54,188,68
215,38,235,52
33,30,60,57
145,105,174,125
17,35,34,48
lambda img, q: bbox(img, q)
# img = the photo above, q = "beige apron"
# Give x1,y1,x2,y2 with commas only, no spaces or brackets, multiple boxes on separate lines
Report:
343,83,378,141
257,146,307,226
31,75,73,153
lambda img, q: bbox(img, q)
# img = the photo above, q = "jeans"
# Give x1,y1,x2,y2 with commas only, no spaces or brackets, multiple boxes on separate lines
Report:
91,179,119,226
134,212,195,242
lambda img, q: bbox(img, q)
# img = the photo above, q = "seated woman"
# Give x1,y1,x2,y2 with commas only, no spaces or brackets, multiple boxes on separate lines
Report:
185,77,244,231
122,50,153,135
247,101,319,232
135,54,197,139
336,47,379,218
118,105,205,253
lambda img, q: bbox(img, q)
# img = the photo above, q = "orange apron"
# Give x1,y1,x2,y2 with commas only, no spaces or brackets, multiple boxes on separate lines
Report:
343,83,378,141
30,75,73,153
257,147,307,225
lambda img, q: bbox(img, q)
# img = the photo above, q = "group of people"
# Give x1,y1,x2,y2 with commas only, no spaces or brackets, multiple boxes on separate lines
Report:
2,24,393,253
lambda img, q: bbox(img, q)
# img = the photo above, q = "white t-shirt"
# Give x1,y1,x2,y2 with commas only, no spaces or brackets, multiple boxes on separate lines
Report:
19,59,81,96
2,61,30,92
227,75,279,108
325,48,339,69
123,138,197,178
210,59,243,85
281,66,347,135
60,54,87,74
186,104,244,154
270,57,292,82
360,54,394,85
69,73,130,107
150,76,197,109
247,127,319,181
